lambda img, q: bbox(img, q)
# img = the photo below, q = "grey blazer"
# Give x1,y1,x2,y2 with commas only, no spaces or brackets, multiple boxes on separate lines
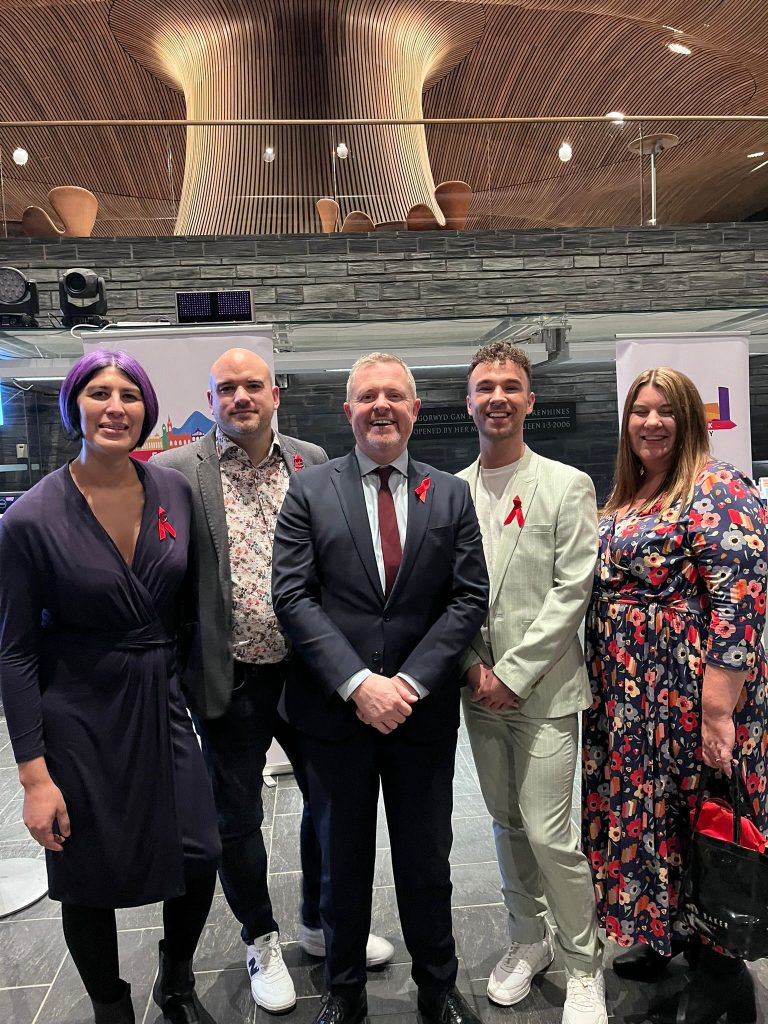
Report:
154,427,328,718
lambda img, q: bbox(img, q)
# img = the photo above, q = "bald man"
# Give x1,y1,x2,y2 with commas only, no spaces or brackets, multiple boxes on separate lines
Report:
154,348,393,1014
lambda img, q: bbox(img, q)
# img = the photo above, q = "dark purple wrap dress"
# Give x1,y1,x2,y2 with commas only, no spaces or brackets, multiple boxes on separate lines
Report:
0,460,220,907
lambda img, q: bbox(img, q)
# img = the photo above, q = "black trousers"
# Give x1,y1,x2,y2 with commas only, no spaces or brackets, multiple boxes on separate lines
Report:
301,726,459,999
193,661,321,942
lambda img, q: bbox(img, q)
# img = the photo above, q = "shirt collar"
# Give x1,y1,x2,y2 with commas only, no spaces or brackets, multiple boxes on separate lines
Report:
355,447,409,480
216,426,282,466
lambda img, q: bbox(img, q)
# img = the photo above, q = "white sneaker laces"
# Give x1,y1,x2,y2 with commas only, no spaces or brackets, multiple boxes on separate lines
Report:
566,975,602,1007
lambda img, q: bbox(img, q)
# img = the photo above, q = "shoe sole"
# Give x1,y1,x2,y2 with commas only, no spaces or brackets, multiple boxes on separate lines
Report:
299,941,326,958
299,943,393,969
366,954,393,968
251,993,298,1016
486,954,555,1007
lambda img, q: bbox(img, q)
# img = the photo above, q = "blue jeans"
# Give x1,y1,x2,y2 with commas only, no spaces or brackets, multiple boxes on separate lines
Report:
193,661,321,943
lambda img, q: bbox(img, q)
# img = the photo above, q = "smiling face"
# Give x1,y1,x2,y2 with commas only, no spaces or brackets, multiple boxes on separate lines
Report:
207,348,279,443
344,361,421,464
627,384,678,475
466,360,534,445
76,367,145,454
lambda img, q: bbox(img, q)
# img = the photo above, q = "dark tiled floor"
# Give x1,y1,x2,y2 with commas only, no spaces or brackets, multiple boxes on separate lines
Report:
1,716,767,1024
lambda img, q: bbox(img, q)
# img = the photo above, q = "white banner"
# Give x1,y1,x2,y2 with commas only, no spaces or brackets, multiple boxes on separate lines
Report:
615,333,752,476
83,324,274,461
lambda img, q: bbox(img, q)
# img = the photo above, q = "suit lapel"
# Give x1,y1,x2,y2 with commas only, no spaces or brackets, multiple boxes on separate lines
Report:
331,452,384,600
388,459,433,606
277,433,301,475
462,457,481,505
489,448,539,607
196,429,229,589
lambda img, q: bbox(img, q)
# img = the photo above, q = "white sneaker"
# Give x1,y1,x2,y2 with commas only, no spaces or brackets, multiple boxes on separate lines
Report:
297,923,395,967
562,969,608,1024
487,933,555,1006
246,931,297,1013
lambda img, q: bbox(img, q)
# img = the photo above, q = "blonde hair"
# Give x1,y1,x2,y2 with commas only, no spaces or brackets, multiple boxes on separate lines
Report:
604,367,710,516
346,352,417,402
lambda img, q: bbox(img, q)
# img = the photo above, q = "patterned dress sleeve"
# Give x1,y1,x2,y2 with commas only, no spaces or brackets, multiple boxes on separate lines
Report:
0,508,47,762
687,462,768,671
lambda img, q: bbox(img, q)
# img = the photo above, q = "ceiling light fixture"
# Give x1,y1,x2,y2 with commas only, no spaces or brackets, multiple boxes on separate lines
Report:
750,159,768,174
12,148,28,166
662,24,683,34
262,146,275,163
606,111,626,127
558,141,573,163
747,151,765,158
335,142,349,160
667,42,692,55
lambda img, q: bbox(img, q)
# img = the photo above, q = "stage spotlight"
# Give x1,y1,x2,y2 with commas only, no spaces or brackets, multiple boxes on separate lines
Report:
0,266,39,327
59,267,109,327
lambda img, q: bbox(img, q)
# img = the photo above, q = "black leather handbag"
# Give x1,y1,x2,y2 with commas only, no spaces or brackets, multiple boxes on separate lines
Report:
681,764,768,960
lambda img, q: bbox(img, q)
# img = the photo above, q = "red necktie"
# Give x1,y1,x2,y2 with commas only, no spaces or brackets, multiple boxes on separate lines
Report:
376,466,402,597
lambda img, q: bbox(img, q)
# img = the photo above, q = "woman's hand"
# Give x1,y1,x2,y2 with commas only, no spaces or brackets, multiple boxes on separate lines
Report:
19,759,70,852
701,710,736,778
700,664,745,779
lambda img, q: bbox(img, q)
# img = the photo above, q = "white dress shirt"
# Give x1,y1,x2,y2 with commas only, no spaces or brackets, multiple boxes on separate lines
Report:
336,448,427,701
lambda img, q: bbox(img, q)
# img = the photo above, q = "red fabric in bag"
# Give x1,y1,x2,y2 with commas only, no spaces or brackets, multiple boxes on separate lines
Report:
693,798,767,854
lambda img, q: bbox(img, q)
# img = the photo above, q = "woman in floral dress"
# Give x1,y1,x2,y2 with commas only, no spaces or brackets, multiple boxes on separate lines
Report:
582,367,767,1024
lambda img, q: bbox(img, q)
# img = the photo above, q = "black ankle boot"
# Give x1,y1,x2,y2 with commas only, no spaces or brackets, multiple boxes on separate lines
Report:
91,981,135,1023
651,949,756,1024
613,939,698,981
152,940,216,1024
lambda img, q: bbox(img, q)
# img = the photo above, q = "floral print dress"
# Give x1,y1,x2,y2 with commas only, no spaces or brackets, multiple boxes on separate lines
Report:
582,461,768,955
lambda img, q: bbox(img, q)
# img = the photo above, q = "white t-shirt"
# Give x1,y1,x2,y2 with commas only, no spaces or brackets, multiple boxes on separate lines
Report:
475,457,523,574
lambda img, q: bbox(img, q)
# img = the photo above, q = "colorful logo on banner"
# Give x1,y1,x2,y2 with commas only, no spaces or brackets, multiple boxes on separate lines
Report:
132,410,213,462
704,386,737,433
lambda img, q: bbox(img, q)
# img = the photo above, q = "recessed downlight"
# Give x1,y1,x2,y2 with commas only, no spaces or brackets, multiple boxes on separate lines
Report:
558,141,573,162
667,42,692,55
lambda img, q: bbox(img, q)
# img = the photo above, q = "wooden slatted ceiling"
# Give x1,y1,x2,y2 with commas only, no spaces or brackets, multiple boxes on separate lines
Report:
0,0,766,234
109,0,486,233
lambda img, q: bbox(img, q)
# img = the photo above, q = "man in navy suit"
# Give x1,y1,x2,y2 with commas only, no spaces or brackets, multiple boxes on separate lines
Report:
272,353,489,1024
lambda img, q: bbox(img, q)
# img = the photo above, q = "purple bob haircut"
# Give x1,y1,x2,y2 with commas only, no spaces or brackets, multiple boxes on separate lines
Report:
59,349,159,449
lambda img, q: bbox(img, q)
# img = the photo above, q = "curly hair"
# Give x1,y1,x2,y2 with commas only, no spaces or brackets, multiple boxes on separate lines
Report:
467,342,532,388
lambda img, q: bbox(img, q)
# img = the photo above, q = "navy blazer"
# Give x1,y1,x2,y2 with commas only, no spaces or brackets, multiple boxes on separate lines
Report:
272,451,489,742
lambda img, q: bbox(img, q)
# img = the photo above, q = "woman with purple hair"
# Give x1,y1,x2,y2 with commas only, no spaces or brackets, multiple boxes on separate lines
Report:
0,350,221,1024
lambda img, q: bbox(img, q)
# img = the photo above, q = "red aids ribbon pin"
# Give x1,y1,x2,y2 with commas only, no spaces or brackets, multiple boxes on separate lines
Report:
504,495,524,527
293,454,305,471
158,506,176,541
415,477,431,503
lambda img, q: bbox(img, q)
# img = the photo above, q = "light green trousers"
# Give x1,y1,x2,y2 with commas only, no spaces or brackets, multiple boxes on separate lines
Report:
462,693,601,976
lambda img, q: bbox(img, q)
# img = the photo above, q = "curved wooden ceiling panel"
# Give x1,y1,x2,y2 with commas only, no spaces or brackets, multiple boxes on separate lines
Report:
0,0,766,233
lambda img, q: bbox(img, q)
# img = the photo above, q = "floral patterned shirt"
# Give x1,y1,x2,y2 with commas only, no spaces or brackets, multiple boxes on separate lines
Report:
217,427,289,664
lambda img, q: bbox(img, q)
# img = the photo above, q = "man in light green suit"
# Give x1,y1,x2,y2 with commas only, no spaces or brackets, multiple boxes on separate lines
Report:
458,342,606,1024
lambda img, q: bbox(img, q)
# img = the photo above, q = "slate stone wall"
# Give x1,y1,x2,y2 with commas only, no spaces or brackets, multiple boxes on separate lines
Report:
1,222,768,324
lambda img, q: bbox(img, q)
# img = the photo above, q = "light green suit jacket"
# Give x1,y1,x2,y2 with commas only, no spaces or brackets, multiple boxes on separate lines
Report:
457,446,598,719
